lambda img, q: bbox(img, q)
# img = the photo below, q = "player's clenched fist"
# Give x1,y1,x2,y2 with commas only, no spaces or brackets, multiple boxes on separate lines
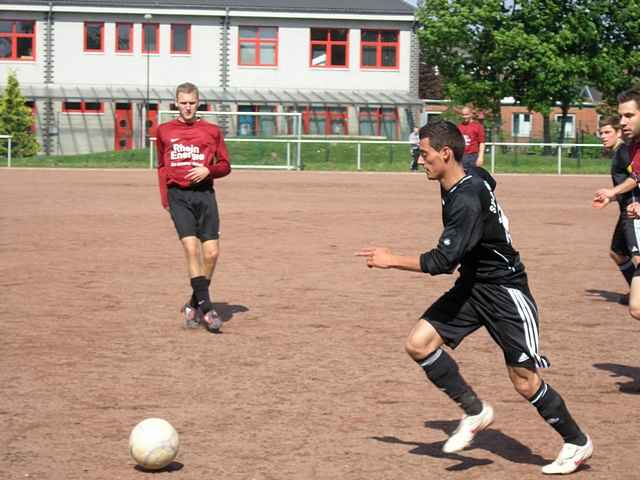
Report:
627,202,640,219
356,246,394,269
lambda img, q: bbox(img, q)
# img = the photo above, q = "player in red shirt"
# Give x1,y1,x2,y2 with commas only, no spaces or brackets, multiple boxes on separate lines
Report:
156,82,231,332
457,106,485,169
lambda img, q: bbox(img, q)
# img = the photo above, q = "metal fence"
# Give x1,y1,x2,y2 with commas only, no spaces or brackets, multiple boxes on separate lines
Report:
148,138,608,174
0,134,12,167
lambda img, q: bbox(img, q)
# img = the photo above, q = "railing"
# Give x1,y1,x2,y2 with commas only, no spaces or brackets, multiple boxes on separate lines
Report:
488,142,604,175
149,137,414,171
0,134,12,167
5,137,603,174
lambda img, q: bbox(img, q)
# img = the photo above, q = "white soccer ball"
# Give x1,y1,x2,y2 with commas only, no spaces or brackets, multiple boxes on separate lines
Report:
129,418,179,470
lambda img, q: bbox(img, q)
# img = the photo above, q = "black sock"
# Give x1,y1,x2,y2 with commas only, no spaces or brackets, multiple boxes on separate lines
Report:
417,349,483,416
619,260,635,286
190,276,212,313
190,278,211,307
529,381,586,445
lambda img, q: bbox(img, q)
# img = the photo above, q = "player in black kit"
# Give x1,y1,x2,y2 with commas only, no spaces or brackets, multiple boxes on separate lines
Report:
357,121,592,475
592,116,639,304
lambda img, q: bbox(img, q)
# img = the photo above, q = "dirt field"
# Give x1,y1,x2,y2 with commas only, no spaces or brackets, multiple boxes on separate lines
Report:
1,168,639,480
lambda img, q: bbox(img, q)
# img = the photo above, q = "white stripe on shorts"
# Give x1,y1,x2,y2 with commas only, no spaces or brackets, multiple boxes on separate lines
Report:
506,287,548,368
633,218,640,251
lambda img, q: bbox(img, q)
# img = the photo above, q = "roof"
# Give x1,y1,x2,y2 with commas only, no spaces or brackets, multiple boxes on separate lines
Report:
0,0,416,15
15,83,422,106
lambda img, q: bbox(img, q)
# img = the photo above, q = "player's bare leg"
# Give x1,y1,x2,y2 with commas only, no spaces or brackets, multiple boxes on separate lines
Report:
628,275,640,320
181,236,204,277
199,239,222,331
406,320,492,453
201,239,219,281
507,366,592,474
177,236,203,327
610,251,635,304
179,236,220,332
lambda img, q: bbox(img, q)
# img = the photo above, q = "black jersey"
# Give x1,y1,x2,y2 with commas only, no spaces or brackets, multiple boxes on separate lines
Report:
610,143,636,212
420,173,525,284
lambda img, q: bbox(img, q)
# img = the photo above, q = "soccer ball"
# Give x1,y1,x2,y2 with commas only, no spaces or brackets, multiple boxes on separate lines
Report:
129,418,179,470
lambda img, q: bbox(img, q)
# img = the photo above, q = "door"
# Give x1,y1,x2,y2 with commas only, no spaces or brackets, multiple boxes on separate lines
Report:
146,103,158,143
114,103,133,151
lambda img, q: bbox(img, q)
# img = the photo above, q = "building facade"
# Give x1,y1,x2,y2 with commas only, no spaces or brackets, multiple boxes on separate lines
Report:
0,0,419,155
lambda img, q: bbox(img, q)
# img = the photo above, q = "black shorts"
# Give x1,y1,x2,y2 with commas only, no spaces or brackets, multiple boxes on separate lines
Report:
168,185,220,241
422,278,550,370
610,213,640,258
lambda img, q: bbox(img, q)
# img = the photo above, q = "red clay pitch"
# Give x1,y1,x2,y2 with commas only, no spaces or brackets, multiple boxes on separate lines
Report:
1,168,638,480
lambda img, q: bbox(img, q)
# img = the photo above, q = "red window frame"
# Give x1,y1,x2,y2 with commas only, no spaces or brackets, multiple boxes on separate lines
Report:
358,107,399,138
238,26,278,66
171,24,191,54
142,23,159,54
360,30,399,69
310,28,349,68
115,22,133,53
62,101,105,114
0,19,36,61
303,106,348,135
84,21,104,52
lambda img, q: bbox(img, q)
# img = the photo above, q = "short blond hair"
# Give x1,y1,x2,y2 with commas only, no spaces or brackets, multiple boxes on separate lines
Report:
175,82,199,100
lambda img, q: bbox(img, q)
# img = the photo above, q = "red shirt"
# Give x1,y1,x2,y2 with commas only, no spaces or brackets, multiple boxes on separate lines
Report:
631,142,640,180
156,118,231,208
458,121,485,155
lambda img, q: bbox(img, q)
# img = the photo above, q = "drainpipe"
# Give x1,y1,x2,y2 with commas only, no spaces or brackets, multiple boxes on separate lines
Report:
218,8,231,134
43,1,55,155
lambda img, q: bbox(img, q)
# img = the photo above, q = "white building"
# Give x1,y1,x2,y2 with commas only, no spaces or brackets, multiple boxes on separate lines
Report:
0,0,419,155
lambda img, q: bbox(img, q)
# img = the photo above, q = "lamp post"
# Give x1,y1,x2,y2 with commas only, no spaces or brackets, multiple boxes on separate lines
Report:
144,13,152,147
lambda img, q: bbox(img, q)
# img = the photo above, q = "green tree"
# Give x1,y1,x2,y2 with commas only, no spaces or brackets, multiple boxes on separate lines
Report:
416,0,514,138
497,0,596,144
416,0,639,145
0,70,39,157
588,0,640,108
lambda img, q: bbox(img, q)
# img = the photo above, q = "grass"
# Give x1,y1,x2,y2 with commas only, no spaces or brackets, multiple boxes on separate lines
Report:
2,141,612,174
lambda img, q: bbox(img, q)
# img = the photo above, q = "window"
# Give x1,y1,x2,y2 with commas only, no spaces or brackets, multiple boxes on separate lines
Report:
420,111,442,126
238,26,278,66
142,23,159,53
115,23,133,53
512,112,532,137
303,107,348,135
359,107,398,139
62,101,104,114
0,20,35,60
554,114,576,138
84,22,104,52
237,105,277,136
171,24,190,54
361,30,399,69
310,28,348,68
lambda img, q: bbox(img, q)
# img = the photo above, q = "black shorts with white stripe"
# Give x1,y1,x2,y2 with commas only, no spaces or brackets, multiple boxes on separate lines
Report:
422,277,550,370
610,213,640,259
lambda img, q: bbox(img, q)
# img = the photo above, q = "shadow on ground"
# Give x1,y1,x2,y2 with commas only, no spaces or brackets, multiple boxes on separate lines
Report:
371,419,550,472
594,363,640,394
134,461,184,473
585,289,627,304
213,302,249,323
